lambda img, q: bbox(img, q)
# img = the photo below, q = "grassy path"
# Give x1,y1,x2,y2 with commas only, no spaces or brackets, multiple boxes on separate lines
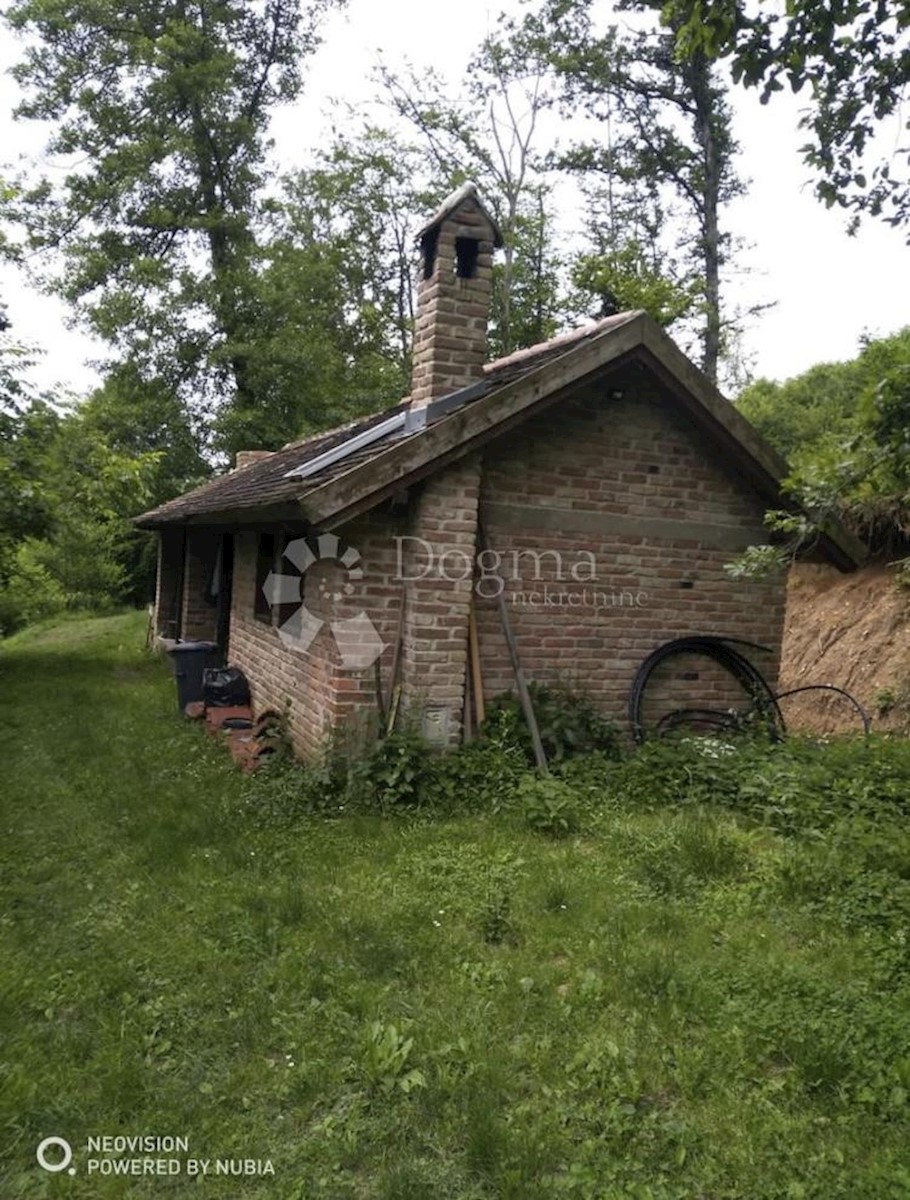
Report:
1,614,909,1198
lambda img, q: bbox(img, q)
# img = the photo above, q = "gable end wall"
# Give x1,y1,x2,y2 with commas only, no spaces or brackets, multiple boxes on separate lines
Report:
474,372,787,725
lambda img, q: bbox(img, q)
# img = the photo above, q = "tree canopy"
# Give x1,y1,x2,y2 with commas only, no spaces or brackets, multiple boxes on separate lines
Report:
737,327,910,547
670,0,910,231
506,0,747,381
6,0,345,431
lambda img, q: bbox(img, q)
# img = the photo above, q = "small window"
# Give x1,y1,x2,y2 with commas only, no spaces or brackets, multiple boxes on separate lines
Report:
455,236,479,279
254,532,276,622
421,228,439,280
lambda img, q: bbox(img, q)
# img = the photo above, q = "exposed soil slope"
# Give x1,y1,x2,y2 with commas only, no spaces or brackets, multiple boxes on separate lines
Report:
779,562,910,733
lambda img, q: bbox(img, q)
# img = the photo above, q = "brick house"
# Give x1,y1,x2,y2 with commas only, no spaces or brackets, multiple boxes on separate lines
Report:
136,183,861,758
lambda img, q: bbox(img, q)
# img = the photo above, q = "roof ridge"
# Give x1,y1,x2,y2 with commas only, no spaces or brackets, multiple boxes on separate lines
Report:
485,312,642,376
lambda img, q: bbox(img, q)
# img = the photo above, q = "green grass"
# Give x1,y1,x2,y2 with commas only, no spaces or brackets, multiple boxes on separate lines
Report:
2,613,910,1198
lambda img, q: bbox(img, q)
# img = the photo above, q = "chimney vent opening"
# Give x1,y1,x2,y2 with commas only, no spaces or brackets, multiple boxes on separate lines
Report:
421,228,439,280
455,236,480,279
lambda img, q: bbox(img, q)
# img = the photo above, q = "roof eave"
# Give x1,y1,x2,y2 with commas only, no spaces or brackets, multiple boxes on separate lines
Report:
299,312,864,571
134,499,312,531
299,312,648,529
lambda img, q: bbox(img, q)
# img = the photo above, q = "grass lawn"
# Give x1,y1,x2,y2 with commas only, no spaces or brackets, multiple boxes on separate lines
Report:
1,612,909,1198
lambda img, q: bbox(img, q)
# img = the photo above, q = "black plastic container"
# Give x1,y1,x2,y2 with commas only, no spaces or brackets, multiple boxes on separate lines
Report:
167,641,221,711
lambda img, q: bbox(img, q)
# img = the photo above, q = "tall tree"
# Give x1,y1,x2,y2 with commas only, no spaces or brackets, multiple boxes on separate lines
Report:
511,0,745,381
0,342,55,596
669,0,910,231
565,158,701,332
380,39,568,357
216,127,426,454
80,363,208,505
5,0,345,427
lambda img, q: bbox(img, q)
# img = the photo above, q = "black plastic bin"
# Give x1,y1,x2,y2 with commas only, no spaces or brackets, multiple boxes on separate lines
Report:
167,641,221,712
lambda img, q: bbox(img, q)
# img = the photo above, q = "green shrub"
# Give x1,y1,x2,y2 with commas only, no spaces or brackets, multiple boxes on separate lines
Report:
344,728,431,812
518,774,579,837
425,738,527,814
606,733,910,833
245,727,531,824
0,539,67,634
241,753,343,826
483,682,622,765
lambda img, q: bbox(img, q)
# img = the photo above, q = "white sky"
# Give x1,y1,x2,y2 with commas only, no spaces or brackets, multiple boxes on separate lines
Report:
1,0,908,396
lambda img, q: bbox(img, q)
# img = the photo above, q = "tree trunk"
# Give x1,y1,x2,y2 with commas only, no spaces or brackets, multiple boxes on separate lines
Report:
687,52,721,384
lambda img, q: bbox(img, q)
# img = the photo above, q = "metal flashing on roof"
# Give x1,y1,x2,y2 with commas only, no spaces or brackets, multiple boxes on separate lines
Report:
283,410,407,481
404,406,427,434
403,378,492,436
427,377,491,419
289,379,495,484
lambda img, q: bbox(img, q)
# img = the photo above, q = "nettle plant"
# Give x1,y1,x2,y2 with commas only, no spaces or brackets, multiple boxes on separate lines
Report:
483,682,622,765
345,728,429,812
518,775,580,838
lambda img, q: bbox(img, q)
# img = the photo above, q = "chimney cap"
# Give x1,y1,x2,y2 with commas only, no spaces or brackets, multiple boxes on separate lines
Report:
415,181,504,248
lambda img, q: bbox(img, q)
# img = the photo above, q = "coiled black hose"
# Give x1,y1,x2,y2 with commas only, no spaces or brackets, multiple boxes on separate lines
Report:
774,684,871,735
629,636,871,743
628,636,784,744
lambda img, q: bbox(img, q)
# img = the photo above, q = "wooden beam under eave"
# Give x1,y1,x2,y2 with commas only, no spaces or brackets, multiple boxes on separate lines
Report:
144,502,312,530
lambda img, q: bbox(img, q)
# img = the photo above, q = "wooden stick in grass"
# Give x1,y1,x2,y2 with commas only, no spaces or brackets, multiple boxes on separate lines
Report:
468,606,485,729
477,522,548,774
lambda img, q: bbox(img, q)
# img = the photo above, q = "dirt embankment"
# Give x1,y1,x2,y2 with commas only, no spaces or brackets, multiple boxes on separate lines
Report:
778,562,910,734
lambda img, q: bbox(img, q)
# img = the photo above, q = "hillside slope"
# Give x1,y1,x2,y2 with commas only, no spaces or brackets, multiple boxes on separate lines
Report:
779,562,910,733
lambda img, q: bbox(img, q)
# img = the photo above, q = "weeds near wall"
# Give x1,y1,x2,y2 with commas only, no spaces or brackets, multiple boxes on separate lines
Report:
483,681,623,765
518,775,579,837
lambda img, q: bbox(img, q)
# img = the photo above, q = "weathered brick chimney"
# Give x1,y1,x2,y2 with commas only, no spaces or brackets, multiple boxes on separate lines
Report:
410,181,503,410
234,450,273,470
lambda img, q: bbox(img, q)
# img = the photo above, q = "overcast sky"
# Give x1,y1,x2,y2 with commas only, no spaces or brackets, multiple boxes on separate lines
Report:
1,0,908,396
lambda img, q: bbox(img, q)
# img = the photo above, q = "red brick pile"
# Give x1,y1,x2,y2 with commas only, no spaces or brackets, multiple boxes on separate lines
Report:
183,702,278,772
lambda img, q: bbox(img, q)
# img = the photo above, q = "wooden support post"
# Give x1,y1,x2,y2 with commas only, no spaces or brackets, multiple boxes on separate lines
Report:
468,606,485,728
383,584,407,735
478,522,548,774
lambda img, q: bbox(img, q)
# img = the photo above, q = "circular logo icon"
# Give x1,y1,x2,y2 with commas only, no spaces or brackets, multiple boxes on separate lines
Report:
262,533,385,670
37,1136,75,1174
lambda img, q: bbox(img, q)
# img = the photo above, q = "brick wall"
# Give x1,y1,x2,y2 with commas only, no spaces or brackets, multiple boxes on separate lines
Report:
229,529,333,758
474,371,787,732
227,513,412,760
224,462,483,758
